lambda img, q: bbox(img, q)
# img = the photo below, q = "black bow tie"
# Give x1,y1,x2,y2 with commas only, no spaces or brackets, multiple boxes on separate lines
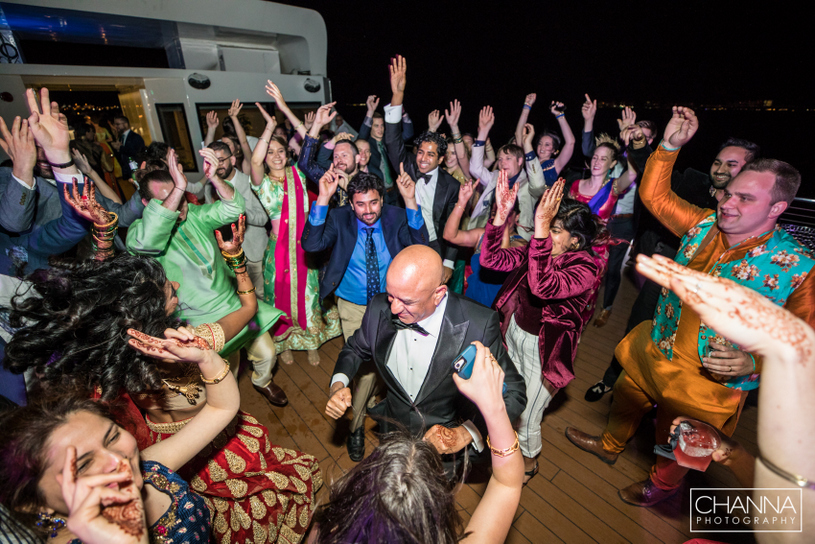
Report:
391,316,430,336
419,173,432,184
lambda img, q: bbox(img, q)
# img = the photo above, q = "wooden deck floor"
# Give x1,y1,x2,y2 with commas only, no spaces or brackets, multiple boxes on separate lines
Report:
238,268,759,544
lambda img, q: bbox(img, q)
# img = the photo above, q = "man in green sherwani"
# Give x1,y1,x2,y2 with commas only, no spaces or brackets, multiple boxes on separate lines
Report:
126,149,289,406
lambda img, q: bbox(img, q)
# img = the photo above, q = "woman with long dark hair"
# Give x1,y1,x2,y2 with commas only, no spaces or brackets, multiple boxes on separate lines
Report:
480,177,607,482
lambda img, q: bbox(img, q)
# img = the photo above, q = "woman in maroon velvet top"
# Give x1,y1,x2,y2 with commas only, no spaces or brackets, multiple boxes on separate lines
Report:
480,175,606,481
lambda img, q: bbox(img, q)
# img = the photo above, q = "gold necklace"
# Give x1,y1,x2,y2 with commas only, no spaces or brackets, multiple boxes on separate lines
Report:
161,363,202,405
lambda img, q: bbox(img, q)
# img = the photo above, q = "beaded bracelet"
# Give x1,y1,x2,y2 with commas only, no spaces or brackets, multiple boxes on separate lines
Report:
200,361,231,385
237,287,256,295
486,432,520,457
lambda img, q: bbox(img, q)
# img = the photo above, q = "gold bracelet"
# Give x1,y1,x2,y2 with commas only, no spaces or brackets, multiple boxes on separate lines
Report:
237,287,256,295
486,432,520,457
200,360,230,385
220,248,244,259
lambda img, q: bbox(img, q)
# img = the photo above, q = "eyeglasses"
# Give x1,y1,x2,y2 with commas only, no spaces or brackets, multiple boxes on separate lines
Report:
215,155,233,165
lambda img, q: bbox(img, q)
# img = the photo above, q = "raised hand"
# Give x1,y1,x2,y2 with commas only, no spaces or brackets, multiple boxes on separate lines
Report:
206,111,219,129
199,147,220,180
458,179,474,206
662,106,699,149
550,101,565,116
65,177,111,225
264,79,287,108
304,111,316,131
255,102,277,133
617,106,636,132
493,169,519,226
444,99,462,130
478,106,495,134
524,93,537,107
317,165,340,203
395,162,416,204
535,178,565,235
312,102,338,132
635,253,815,364
366,95,380,116
333,132,354,144
581,94,597,121
389,55,407,96
452,341,505,413
0,116,36,181
71,149,92,175
215,214,246,255
228,99,243,118
427,109,443,132
61,447,148,544
167,148,187,191
522,123,535,147
127,327,212,362
25,87,71,164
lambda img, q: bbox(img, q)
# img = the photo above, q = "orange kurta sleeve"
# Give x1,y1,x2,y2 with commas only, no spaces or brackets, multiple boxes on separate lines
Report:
639,145,712,237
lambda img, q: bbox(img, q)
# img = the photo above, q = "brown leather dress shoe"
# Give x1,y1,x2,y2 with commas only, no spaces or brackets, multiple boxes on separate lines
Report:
254,382,288,407
618,479,679,507
593,308,612,328
565,427,619,465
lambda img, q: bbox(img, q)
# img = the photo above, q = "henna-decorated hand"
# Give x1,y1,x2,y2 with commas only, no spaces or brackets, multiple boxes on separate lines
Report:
127,327,212,363
635,253,815,365
493,170,519,226
60,447,148,544
65,178,111,225
535,178,565,235
423,424,472,455
215,214,246,255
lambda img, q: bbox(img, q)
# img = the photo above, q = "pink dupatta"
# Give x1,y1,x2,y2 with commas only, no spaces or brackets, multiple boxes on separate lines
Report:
271,167,309,338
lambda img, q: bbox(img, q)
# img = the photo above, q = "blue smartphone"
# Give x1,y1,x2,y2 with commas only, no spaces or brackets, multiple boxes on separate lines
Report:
451,344,507,394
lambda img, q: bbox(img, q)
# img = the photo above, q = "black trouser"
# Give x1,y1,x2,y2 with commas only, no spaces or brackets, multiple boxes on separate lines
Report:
601,241,677,387
602,216,635,309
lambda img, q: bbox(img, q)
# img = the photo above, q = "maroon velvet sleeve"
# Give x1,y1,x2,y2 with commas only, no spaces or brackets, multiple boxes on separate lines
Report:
527,237,600,300
479,221,528,272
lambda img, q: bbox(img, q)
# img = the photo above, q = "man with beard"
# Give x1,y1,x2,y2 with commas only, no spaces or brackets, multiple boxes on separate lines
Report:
298,102,361,207
585,134,760,401
207,141,269,298
301,168,428,460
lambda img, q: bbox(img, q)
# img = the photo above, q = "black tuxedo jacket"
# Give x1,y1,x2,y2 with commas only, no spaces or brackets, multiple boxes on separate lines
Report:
301,204,429,300
114,130,146,179
332,292,526,438
384,119,460,264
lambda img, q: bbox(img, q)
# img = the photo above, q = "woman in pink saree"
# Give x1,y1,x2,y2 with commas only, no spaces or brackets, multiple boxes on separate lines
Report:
250,110,341,366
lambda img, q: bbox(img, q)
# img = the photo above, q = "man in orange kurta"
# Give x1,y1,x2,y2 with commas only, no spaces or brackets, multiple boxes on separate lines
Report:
565,107,815,506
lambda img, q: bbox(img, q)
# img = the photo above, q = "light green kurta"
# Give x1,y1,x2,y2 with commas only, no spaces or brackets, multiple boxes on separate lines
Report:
252,168,341,352
126,192,282,355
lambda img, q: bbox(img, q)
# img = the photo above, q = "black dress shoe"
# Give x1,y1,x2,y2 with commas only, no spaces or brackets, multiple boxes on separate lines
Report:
347,426,365,462
584,381,612,402
254,382,288,407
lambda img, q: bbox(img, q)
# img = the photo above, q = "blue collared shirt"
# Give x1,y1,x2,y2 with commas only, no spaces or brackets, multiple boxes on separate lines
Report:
308,204,424,305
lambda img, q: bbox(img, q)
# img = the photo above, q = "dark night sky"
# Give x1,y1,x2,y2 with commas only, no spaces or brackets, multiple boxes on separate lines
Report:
275,1,814,193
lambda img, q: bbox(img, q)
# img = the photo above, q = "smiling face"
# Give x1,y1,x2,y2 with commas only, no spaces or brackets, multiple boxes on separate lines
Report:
549,219,579,258
355,139,372,168
351,189,382,226
265,140,288,173
537,135,555,161
717,169,786,241
710,146,749,189
445,145,459,170
39,411,141,516
416,141,442,174
371,117,385,140
590,146,617,178
333,141,359,175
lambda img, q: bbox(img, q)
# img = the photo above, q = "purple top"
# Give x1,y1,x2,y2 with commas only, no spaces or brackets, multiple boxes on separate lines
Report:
480,222,600,388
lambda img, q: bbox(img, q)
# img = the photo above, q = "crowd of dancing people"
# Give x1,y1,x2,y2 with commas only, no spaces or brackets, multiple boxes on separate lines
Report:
0,53,812,544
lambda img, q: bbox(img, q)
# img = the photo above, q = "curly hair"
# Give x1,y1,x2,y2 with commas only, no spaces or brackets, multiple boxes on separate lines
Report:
312,431,464,544
0,389,110,536
541,197,609,254
413,131,447,158
2,254,178,400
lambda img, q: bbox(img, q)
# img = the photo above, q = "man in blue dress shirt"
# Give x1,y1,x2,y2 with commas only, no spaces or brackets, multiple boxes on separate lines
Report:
301,167,429,460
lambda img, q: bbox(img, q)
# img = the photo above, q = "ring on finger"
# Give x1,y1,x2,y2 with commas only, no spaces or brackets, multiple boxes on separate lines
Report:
692,282,702,295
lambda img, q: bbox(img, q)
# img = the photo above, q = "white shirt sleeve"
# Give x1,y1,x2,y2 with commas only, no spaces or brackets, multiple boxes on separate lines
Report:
53,171,83,185
461,419,484,452
443,259,455,270
330,373,350,388
384,103,403,124
11,174,36,190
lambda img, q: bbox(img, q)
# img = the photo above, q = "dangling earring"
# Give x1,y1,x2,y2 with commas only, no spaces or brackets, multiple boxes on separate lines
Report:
36,511,66,538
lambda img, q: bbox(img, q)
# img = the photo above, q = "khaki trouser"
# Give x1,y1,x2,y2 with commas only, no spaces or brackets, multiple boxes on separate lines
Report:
337,297,379,432
227,331,277,388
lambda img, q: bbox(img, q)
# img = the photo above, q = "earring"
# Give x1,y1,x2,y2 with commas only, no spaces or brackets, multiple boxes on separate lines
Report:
36,511,66,538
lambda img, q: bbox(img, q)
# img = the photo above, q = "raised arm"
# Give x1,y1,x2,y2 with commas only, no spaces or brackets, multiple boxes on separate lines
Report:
227,99,253,173
443,180,483,247
251,103,277,186
0,115,38,232
199,147,235,201
358,95,379,140
204,111,219,147
265,80,308,139
72,148,122,204
480,173,527,271
213,215,258,338
469,106,495,184
551,101,575,175
514,93,536,147
445,99,471,178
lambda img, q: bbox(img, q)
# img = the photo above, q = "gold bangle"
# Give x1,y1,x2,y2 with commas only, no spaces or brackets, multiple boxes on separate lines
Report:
486,432,520,458
237,287,256,295
200,360,230,385
220,248,244,259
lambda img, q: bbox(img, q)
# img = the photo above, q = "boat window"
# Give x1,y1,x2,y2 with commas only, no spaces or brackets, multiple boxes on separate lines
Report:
155,103,197,173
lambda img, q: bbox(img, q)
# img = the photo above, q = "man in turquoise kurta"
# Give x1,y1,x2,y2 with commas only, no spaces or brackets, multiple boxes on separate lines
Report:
126,157,288,406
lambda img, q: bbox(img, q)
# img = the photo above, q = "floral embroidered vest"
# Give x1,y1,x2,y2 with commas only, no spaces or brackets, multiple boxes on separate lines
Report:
651,212,814,390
